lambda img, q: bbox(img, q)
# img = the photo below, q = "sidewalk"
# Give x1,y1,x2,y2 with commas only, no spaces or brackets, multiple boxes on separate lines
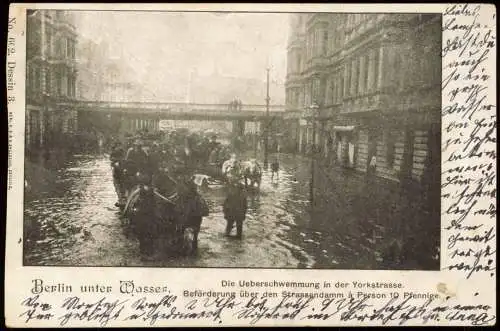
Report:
310,158,440,270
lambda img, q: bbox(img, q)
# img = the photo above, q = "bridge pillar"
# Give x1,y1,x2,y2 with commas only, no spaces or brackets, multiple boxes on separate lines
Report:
232,119,245,137
151,119,159,131
119,115,135,135
129,118,134,131
129,117,134,132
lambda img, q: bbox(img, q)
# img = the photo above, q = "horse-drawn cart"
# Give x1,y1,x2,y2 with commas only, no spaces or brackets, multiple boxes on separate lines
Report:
114,162,208,258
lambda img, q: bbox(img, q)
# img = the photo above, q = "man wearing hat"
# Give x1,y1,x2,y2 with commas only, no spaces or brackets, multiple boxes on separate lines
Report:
223,178,247,239
125,140,150,182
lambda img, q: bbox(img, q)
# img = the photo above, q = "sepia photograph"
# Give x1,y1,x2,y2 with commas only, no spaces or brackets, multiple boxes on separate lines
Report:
23,10,442,270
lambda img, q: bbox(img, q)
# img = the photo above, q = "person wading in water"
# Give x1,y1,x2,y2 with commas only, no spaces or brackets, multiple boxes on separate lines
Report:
223,178,248,239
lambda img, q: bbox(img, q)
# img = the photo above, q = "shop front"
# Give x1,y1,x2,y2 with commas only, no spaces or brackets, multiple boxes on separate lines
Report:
332,125,357,169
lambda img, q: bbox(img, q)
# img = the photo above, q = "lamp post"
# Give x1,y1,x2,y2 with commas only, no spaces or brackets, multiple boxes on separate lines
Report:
306,102,320,207
264,67,270,169
253,116,258,158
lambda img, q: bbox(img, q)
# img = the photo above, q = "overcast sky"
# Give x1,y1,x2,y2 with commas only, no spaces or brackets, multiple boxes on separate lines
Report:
75,11,290,100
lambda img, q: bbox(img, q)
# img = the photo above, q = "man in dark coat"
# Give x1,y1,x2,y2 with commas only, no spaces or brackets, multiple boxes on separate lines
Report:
125,140,150,176
223,180,248,239
174,177,209,252
110,141,126,207
148,142,162,176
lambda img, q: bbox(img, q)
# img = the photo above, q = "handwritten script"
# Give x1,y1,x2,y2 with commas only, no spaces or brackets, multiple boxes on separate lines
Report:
19,293,496,326
441,4,496,279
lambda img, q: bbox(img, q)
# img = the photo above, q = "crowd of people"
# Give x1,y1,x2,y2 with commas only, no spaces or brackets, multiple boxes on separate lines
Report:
109,128,250,242
110,130,223,201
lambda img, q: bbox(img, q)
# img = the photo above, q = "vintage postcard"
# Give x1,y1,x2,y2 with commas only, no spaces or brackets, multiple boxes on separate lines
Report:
5,2,496,327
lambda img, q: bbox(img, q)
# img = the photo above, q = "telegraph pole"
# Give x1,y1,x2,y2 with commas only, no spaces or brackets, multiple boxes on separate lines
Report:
310,115,316,207
308,103,319,208
253,116,257,159
264,68,270,169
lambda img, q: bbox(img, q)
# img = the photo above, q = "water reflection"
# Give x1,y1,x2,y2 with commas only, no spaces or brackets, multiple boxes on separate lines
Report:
23,152,439,270
24,152,317,268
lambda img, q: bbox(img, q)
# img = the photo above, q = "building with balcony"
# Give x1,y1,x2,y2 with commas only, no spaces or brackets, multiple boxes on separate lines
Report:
284,13,441,187
26,10,79,152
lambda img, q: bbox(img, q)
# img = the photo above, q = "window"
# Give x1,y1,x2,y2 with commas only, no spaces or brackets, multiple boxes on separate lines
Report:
56,70,62,96
72,41,75,59
322,30,328,55
45,71,50,93
34,67,41,92
28,19,42,56
307,33,311,59
345,63,351,97
393,51,402,89
66,38,71,58
64,73,71,97
55,38,62,58
45,27,52,58
312,78,320,102
67,118,74,133
386,130,396,168
358,56,365,93
304,83,310,105
330,77,335,104
363,55,369,92
351,59,358,96
314,28,320,57
373,48,379,89
27,64,32,92
339,76,344,100
71,76,76,97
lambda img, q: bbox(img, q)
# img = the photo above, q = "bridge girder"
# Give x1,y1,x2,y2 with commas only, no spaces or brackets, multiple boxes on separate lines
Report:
76,108,285,121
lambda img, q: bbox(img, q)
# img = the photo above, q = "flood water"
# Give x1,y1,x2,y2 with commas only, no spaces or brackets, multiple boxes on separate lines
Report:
23,150,439,270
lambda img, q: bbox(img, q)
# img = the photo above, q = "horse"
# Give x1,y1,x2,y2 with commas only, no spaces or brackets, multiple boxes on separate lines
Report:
222,158,262,189
240,159,262,188
123,182,170,255
123,172,208,257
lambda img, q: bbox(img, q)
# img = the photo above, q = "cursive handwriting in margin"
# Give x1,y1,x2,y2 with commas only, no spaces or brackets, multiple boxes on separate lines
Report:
441,4,496,279
18,293,496,326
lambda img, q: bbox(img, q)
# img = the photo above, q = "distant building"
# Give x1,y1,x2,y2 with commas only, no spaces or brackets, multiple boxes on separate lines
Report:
76,39,145,102
186,71,285,105
75,38,109,101
284,13,441,186
26,10,79,152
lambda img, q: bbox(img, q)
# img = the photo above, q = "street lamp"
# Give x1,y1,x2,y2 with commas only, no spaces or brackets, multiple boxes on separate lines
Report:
304,102,320,207
264,67,271,169
253,116,258,158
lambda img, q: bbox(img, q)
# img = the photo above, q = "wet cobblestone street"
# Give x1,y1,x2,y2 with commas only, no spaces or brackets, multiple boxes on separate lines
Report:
24,151,439,269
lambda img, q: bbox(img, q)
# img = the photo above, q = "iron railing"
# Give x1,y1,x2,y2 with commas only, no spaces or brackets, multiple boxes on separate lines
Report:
60,100,286,113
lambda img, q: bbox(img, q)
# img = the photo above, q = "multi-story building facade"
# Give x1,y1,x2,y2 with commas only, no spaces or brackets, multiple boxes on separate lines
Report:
26,10,78,153
75,38,109,101
77,38,143,103
284,13,441,187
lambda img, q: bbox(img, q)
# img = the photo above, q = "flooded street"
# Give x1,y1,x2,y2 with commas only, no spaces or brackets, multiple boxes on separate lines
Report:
24,151,439,270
